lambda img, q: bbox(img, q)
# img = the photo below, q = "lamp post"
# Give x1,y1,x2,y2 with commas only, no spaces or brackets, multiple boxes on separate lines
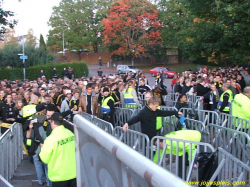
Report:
62,30,65,56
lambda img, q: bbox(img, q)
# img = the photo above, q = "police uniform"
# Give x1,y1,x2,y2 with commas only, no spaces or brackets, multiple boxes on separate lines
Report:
154,130,201,179
218,89,233,113
231,93,250,129
122,87,137,108
101,94,115,125
39,113,76,187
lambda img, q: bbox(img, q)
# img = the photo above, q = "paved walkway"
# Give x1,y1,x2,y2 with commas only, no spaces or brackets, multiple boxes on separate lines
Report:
10,155,45,187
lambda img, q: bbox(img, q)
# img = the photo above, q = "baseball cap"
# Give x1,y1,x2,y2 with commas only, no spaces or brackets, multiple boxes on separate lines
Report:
36,104,46,112
103,87,109,92
48,112,63,121
65,90,72,95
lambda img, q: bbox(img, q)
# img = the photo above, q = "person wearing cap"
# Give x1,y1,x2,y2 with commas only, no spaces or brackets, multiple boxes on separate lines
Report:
39,112,76,187
218,83,233,114
26,103,51,186
101,87,115,125
60,90,73,120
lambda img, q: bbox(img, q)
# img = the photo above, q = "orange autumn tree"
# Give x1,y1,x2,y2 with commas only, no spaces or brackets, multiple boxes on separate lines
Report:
102,0,162,64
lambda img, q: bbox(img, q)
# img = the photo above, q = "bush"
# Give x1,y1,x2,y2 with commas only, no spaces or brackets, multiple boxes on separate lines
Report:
0,62,89,81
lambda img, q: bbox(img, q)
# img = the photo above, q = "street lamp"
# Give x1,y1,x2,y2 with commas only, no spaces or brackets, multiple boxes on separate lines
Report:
62,30,65,56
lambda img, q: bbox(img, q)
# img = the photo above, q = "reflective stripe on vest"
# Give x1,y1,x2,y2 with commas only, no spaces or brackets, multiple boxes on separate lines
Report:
218,90,233,111
23,104,37,118
123,87,136,104
101,96,114,113
156,106,162,130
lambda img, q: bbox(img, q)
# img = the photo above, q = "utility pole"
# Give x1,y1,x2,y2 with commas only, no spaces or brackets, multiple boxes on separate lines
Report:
22,35,26,80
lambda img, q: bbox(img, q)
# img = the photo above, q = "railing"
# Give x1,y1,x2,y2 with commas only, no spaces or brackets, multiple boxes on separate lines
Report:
113,127,150,158
219,113,250,135
151,136,215,181
205,124,250,164
180,108,219,126
0,123,23,181
208,147,250,187
0,175,13,187
73,114,189,187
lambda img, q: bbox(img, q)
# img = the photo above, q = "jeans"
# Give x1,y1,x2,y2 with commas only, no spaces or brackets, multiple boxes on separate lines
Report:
33,153,52,186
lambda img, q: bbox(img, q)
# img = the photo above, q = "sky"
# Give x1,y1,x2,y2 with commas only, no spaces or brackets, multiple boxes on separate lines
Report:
2,0,61,41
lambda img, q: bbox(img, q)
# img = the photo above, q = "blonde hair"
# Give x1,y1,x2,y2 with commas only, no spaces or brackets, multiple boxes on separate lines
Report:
148,96,161,105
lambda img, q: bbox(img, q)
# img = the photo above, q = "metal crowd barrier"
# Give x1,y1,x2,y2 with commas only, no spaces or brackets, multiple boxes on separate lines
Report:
113,126,150,158
117,103,143,110
208,147,250,187
0,175,13,187
91,117,113,135
113,108,134,127
81,112,93,122
114,107,142,132
163,94,179,102
73,114,189,187
0,123,23,181
151,136,215,181
205,124,250,164
219,113,250,136
180,108,219,126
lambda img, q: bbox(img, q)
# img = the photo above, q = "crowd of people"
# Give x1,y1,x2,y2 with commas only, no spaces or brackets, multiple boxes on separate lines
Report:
1,64,250,186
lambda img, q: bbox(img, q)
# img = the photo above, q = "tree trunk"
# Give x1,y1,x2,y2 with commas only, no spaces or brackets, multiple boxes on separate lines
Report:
77,52,81,61
93,42,98,52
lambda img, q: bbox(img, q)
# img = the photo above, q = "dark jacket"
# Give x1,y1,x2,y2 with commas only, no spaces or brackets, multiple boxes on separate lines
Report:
0,101,16,123
173,83,184,93
52,70,58,78
180,85,192,95
203,90,220,110
127,105,178,139
175,102,188,111
196,83,210,96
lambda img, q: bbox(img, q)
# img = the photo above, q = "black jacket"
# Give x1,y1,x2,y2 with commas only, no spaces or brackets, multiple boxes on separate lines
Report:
196,83,210,96
127,105,178,139
180,85,192,95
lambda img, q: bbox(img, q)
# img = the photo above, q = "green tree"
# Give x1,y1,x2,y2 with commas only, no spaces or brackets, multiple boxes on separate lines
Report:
39,34,46,51
25,28,37,47
177,0,250,65
47,0,107,60
0,5,17,40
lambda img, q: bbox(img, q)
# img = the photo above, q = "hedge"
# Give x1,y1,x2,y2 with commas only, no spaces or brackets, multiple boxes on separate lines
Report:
0,62,89,81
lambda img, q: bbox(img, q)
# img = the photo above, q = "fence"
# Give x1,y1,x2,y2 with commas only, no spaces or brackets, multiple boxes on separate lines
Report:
208,147,250,187
219,113,250,136
91,117,113,135
73,114,189,187
113,127,150,158
116,103,143,110
0,175,13,187
0,123,23,181
180,108,219,126
114,107,141,132
151,136,215,182
205,124,250,164
81,112,93,122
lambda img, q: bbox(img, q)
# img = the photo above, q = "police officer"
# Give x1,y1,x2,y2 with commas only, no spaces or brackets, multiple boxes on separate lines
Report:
40,112,76,187
231,86,250,129
101,87,115,125
154,130,201,179
121,81,140,108
218,83,233,114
